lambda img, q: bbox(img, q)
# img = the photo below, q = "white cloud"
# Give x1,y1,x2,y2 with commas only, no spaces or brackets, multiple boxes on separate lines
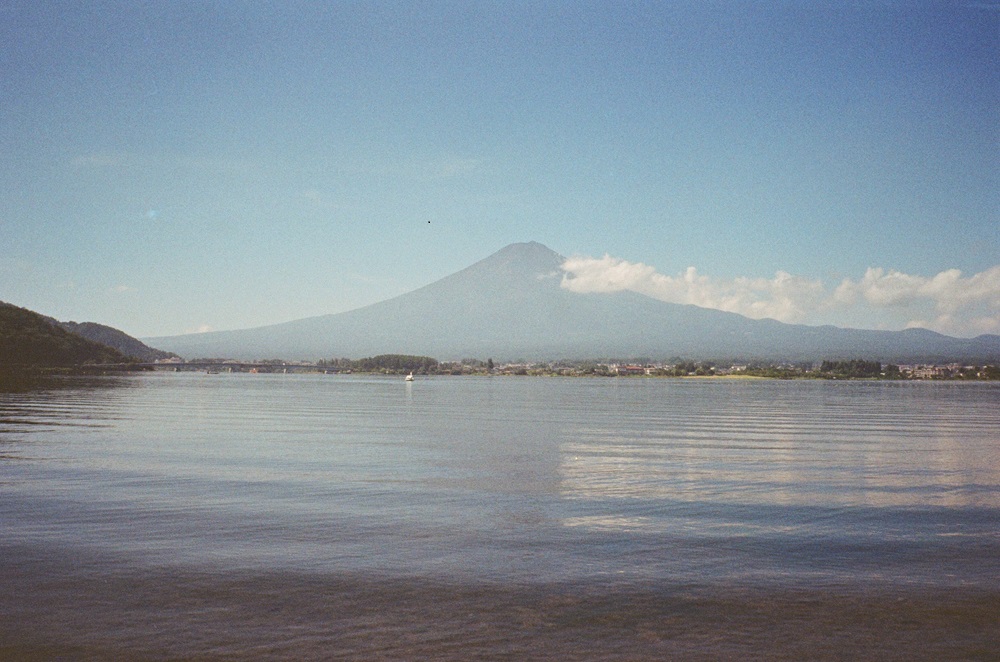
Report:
836,265,1000,336
111,284,136,293
185,324,214,335
560,255,826,323
560,255,1000,337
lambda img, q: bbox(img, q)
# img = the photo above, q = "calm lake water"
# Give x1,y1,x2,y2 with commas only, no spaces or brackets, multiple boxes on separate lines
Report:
2,373,998,659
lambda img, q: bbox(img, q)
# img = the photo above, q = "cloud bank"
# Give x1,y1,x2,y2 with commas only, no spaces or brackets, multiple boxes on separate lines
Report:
560,255,1000,338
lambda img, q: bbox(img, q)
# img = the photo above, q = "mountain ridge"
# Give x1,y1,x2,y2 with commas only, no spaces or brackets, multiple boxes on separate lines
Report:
47,318,177,362
1,301,130,369
145,242,1000,362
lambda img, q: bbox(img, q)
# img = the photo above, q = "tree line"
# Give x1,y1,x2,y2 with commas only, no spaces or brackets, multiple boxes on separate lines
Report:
817,359,882,378
317,354,439,373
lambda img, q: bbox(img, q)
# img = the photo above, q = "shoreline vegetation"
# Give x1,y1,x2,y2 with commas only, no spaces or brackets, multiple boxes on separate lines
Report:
28,354,995,381
4,301,999,384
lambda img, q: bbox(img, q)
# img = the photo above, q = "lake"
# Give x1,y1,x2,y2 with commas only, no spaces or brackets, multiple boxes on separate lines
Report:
2,373,998,659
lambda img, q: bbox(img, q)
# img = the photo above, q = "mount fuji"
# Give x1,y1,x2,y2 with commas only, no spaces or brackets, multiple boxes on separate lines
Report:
146,242,1000,362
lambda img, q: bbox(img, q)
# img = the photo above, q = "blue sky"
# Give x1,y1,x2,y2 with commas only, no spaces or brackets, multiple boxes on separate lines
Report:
2,1,997,338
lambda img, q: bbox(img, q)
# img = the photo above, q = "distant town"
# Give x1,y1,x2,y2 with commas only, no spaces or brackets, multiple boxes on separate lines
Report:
6,300,996,383
148,355,1000,380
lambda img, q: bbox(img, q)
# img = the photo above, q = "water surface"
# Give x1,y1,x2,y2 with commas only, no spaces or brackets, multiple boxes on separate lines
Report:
2,374,998,659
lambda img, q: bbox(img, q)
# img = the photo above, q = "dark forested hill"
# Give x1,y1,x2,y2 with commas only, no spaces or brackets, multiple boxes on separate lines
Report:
55,320,175,362
1,302,129,370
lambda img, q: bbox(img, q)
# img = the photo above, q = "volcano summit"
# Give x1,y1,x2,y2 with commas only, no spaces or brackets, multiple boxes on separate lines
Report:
146,242,1000,362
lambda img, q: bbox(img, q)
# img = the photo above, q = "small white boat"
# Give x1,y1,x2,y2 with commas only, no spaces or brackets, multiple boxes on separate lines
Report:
405,372,414,381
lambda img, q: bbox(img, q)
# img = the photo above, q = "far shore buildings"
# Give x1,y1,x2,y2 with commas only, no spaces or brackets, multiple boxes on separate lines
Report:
899,364,965,379
147,357,992,379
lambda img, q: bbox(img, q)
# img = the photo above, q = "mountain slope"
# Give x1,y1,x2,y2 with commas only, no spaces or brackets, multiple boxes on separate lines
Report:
1,302,129,369
145,242,1000,362
55,320,176,362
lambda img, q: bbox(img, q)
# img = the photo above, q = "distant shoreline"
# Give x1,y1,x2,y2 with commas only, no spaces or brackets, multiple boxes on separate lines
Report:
6,368,997,387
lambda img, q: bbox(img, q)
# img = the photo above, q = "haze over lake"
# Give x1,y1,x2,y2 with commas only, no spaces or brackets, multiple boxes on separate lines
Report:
2,373,998,659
